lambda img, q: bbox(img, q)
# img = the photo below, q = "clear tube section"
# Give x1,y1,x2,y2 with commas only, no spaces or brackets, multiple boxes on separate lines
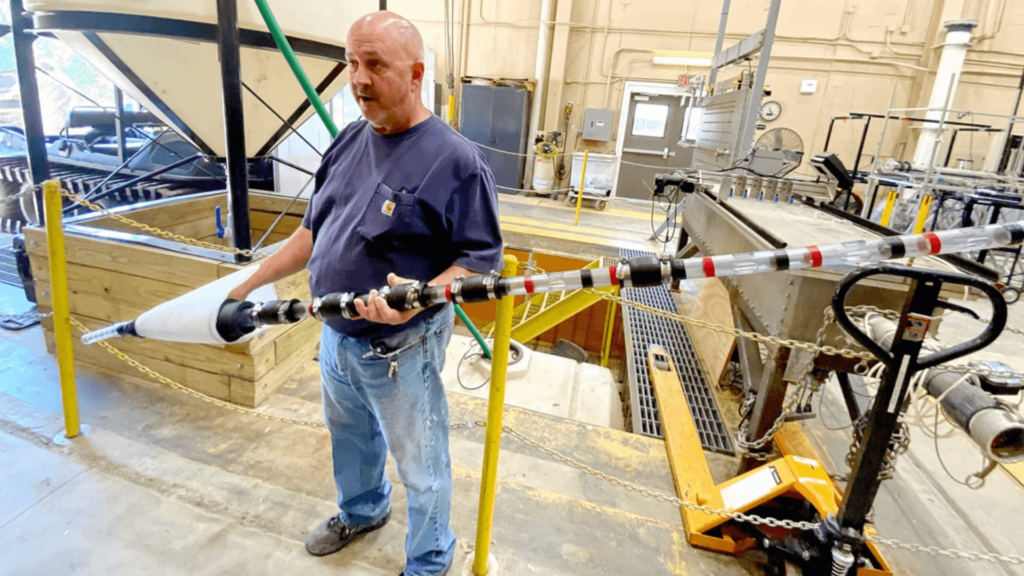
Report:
82,322,130,345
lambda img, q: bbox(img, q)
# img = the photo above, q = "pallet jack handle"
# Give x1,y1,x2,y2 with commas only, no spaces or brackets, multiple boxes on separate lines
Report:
831,264,1007,370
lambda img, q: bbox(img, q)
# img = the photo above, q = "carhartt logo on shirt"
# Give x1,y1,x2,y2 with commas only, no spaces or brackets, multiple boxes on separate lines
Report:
382,200,396,217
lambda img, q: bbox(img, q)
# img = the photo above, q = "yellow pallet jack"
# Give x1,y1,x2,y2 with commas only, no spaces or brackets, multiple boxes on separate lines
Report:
648,346,892,575
647,263,1008,575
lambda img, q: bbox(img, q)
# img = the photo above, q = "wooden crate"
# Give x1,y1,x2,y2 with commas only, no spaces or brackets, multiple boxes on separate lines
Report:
26,191,318,407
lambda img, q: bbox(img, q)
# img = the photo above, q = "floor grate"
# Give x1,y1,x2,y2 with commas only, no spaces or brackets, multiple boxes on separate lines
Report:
620,248,734,454
0,246,22,288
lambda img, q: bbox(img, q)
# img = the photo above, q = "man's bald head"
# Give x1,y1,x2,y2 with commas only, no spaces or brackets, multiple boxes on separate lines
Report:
348,11,424,64
346,10,431,134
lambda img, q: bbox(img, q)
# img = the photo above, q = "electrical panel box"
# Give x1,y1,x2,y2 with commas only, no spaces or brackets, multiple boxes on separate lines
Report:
582,108,614,141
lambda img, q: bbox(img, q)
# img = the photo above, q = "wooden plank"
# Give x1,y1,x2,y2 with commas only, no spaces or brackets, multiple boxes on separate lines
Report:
42,327,232,400
24,227,221,287
249,193,309,217
230,334,317,407
76,196,227,233
167,217,221,241
675,278,735,385
274,318,321,365
249,211,304,232
31,258,194,307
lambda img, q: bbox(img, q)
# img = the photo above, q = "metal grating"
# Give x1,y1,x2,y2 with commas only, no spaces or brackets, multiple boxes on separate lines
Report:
0,246,21,288
620,248,733,454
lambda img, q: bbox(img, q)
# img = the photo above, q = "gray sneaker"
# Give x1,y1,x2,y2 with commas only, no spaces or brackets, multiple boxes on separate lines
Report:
305,510,391,556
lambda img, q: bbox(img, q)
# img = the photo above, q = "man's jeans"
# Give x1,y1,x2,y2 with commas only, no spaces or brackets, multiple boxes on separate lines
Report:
319,304,456,576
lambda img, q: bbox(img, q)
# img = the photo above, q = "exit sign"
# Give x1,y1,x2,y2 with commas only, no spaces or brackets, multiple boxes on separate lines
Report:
678,75,692,87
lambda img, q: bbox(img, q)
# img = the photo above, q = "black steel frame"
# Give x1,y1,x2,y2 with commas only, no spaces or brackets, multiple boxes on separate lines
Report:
822,113,995,182
10,0,49,224
217,0,252,261
32,11,346,61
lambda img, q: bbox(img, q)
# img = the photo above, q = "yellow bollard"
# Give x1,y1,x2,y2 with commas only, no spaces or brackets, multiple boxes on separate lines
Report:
43,180,80,439
447,94,455,125
879,190,898,228
574,150,589,226
472,254,518,576
600,294,618,368
913,194,933,234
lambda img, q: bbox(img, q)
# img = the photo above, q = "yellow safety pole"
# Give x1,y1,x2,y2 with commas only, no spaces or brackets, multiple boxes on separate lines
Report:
472,254,518,576
574,150,589,226
879,190,899,228
447,94,456,125
43,180,80,439
913,194,933,234
600,294,618,368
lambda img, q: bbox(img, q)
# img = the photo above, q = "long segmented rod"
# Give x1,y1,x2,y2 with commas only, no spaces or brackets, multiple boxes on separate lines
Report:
246,222,1024,329
80,221,1024,345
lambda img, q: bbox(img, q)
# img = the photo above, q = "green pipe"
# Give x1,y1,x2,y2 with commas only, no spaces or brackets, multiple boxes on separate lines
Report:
253,0,339,138
252,0,494,359
454,303,492,359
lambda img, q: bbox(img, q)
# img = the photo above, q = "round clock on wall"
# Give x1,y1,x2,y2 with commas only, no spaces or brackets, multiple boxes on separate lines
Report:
759,100,782,122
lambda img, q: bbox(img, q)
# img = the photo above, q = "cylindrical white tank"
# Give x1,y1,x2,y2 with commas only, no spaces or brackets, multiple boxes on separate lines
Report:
531,141,558,194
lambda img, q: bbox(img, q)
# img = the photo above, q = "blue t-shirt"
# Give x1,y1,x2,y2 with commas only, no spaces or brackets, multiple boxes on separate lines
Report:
302,116,503,337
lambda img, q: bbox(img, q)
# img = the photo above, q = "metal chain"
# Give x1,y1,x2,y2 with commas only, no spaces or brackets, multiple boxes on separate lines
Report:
588,289,877,362
68,315,482,431
735,307,840,460
57,188,263,259
62,316,1024,565
468,140,669,170
867,535,1024,565
501,425,820,531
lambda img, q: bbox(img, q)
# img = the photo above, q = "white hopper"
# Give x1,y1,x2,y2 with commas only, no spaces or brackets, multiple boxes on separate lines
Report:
26,0,378,157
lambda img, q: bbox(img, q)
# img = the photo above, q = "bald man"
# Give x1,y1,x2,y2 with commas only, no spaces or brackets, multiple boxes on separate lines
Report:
228,11,502,576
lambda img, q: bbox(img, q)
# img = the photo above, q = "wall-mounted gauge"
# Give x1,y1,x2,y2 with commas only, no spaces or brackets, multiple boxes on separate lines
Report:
759,100,782,122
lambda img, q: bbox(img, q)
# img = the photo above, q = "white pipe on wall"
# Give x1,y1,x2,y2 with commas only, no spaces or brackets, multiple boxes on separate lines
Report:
912,19,978,167
524,0,557,189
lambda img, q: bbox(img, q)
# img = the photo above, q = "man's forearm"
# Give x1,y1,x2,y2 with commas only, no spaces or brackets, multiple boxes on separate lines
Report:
428,265,474,287
229,226,313,300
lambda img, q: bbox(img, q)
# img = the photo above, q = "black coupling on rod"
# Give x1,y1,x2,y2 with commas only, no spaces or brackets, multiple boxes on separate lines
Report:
252,299,306,326
216,299,256,342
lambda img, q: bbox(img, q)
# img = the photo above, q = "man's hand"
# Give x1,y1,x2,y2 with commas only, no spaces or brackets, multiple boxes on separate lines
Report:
354,273,422,325
226,282,251,303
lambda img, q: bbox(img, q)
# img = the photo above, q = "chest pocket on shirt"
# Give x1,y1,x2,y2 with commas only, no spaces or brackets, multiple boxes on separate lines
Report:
356,182,433,247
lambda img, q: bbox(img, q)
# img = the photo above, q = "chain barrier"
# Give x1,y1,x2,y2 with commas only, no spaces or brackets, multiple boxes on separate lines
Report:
469,140,686,171
867,536,1024,565
588,289,877,362
57,188,264,259
61,314,1024,566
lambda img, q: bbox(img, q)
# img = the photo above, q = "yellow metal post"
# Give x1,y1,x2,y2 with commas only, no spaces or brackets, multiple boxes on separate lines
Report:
879,190,898,228
43,180,80,439
447,94,455,125
600,294,618,368
472,254,518,576
913,194,933,234
574,150,589,225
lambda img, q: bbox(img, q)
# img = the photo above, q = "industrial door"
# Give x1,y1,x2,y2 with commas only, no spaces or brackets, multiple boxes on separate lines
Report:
614,94,692,201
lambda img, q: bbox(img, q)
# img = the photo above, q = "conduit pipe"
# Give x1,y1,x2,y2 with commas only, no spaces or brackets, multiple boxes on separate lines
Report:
524,0,556,189
912,19,978,167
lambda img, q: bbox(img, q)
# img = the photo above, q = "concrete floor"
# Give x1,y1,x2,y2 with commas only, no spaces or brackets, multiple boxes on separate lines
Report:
4,244,1024,575
0,274,751,576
